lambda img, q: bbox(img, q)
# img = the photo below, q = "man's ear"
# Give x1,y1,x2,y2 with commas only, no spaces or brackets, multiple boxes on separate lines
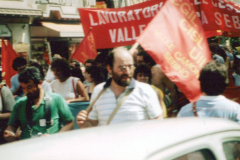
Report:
38,80,43,88
106,65,112,75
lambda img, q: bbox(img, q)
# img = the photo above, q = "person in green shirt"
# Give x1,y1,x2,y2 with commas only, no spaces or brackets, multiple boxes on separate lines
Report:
4,67,74,141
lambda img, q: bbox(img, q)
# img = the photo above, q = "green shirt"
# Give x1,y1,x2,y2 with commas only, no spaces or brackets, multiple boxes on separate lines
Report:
8,92,73,139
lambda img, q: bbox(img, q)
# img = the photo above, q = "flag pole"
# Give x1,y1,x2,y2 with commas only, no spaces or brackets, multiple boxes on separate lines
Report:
68,27,93,62
129,42,139,55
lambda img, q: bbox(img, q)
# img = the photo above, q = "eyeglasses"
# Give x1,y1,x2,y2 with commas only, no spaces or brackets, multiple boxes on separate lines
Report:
118,65,134,72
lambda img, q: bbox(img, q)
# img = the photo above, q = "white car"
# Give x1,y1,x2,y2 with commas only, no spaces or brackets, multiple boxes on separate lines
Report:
1,118,240,160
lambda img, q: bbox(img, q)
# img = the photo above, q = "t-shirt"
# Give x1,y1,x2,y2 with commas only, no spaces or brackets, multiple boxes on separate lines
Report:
50,77,79,100
8,92,73,139
88,78,162,125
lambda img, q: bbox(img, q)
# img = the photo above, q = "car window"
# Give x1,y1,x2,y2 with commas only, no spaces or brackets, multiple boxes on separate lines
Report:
173,149,216,160
223,141,240,160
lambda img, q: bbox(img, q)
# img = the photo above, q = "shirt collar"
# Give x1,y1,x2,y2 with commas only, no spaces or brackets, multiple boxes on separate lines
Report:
199,95,225,101
104,78,136,89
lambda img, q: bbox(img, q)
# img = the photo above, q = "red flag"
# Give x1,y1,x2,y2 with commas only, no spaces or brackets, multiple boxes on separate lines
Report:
71,30,97,64
137,0,212,102
1,37,18,87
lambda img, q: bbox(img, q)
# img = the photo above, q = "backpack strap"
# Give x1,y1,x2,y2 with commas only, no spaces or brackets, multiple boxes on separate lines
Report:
192,102,198,117
44,93,52,133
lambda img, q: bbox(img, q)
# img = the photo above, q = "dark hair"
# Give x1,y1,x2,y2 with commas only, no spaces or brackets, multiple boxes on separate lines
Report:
105,50,114,68
84,59,96,66
86,66,108,85
19,67,42,85
12,57,27,71
29,61,45,80
199,61,228,95
51,58,71,78
137,50,156,67
70,67,85,82
134,64,152,84
209,43,227,62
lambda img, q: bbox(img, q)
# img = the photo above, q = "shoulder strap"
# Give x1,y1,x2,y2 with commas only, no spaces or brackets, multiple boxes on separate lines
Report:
72,77,77,98
106,88,134,125
192,102,198,117
44,93,52,130
85,88,107,113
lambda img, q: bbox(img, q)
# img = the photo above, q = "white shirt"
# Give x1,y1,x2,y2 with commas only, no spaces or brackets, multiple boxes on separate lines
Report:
50,77,79,100
88,78,162,125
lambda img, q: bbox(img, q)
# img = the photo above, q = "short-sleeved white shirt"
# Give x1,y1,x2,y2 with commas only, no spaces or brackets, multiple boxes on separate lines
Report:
178,95,240,123
50,77,79,100
88,78,162,125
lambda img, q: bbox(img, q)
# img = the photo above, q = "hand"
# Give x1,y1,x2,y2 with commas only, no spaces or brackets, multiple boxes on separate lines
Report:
4,130,17,142
76,110,88,128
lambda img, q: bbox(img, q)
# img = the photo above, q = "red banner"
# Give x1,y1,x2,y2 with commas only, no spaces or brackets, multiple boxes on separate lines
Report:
71,30,98,64
1,38,18,87
78,0,166,49
137,0,212,102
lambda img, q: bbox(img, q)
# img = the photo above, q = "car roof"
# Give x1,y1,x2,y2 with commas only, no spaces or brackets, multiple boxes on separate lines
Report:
1,118,240,160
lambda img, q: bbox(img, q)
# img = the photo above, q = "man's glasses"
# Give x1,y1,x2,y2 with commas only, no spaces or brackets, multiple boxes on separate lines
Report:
118,65,134,72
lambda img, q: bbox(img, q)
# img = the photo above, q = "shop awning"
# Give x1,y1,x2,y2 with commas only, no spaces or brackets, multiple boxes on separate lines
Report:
30,22,84,38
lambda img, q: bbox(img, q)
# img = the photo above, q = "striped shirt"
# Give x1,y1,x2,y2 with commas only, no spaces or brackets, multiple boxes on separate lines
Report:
177,95,240,123
88,78,162,125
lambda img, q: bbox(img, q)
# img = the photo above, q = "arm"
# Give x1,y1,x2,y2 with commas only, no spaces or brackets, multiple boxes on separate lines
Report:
163,76,177,110
76,110,98,128
0,112,11,120
58,120,74,132
4,126,17,142
67,80,89,103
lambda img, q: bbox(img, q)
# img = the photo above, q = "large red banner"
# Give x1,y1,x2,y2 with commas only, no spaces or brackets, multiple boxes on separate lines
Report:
137,0,212,102
78,0,167,49
79,0,240,49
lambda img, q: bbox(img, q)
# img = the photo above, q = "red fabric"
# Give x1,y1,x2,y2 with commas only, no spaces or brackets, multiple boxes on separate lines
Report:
137,0,212,102
199,0,240,36
1,37,18,87
43,52,51,65
78,0,167,49
71,30,97,64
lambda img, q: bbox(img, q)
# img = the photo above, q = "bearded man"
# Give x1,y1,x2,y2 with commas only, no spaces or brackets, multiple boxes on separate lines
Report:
77,47,163,128
4,67,74,141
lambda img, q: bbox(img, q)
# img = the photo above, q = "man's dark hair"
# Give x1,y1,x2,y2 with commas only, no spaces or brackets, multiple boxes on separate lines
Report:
137,51,156,67
51,58,71,78
12,57,27,71
86,66,108,85
199,61,228,95
134,64,152,84
19,67,42,85
29,62,45,80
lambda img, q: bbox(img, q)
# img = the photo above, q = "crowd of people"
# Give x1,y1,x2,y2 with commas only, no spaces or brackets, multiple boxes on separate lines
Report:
1,41,240,144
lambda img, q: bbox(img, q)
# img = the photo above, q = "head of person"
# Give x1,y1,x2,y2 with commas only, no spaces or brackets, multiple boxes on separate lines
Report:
70,67,85,82
12,57,27,72
85,66,108,85
136,51,156,67
199,60,228,96
29,61,45,80
84,59,95,70
134,64,152,84
18,67,42,100
51,58,71,81
106,47,134,87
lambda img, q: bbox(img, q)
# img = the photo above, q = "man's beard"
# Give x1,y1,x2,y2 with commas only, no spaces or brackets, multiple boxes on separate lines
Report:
27,89,40,100
112,72,131,87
